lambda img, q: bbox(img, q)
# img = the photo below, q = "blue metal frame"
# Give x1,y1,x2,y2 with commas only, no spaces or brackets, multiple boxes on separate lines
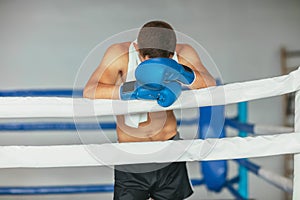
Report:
0,119,198,131
0,89,83,97
237,102,248,198
0,179,206,195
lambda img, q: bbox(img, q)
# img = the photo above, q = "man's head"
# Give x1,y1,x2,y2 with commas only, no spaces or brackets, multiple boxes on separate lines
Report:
137,20,176,59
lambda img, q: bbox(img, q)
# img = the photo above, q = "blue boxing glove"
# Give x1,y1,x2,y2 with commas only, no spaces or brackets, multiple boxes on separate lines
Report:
120,81,181,107
119,81,160,100
156,81,182,107
135,58,195,90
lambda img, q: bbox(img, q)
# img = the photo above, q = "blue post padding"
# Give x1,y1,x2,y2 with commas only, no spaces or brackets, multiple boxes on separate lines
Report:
0,89,83,97
235,159,260,175
201,160,227,192
0,184,114,195
224,118,255,134
199,106,227,192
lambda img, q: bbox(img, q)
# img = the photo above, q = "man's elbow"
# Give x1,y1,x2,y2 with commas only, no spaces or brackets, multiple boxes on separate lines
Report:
208,78,217,87
82,88,90,99
194,72,216,89
83,86,95,99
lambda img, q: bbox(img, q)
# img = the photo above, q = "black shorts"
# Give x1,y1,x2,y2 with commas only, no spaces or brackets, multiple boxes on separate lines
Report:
114,162,193,200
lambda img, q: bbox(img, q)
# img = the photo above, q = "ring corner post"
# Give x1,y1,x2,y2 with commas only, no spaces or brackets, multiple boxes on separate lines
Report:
238,102,248,198
293,90,300,200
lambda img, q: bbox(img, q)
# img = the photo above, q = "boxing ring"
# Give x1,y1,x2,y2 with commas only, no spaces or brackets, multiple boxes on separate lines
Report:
0,67,299,199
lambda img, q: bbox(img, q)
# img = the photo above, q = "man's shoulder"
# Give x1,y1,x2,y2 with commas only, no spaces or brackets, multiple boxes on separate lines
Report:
104,42,131,64
107,42,131,55
104,42,131,69
176,44,198,65
176,43,194,54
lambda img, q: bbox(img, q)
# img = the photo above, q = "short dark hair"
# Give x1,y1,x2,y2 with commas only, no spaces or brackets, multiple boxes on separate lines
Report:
137,21,176,58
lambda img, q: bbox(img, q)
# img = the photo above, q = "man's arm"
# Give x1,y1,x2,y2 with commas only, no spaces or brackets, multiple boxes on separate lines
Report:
83,44,128,99
177,44,216,89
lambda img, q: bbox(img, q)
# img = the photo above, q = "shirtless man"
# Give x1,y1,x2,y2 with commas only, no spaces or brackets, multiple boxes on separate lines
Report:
84,20,216,200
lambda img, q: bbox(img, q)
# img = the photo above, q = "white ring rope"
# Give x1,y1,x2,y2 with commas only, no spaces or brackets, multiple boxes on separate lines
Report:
0,67,299,169
0,67,299,118
0,132,299,168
